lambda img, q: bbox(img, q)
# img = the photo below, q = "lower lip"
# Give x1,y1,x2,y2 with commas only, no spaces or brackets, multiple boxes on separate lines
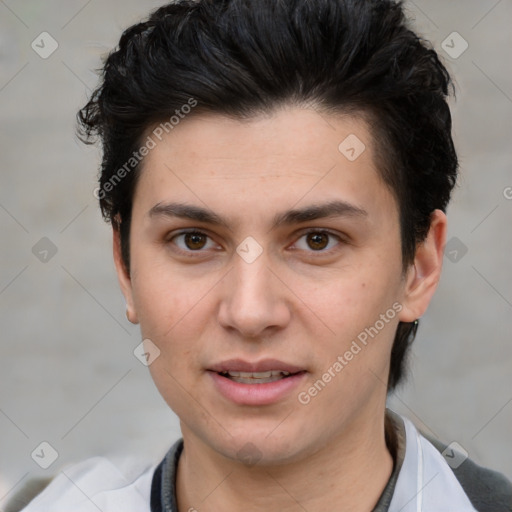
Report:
208,371,307,406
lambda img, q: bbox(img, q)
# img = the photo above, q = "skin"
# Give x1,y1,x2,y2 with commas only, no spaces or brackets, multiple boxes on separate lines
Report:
113,107,446,511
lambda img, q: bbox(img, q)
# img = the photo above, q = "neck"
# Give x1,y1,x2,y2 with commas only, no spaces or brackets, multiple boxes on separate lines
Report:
176,408,395,512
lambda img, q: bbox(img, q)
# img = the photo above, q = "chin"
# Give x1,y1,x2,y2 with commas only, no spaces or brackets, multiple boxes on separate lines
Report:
201,419,316,467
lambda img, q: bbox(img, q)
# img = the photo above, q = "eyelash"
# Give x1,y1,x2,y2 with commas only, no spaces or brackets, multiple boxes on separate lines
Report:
166,228,346,258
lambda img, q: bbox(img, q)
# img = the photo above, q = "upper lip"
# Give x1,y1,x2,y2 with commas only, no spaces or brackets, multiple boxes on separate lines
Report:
208,358,305,374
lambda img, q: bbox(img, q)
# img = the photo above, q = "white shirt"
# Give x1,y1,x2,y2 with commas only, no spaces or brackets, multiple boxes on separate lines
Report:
21,414,476,512
20,455,156,512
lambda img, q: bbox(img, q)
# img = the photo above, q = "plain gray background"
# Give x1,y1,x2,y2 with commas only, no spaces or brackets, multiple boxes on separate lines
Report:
1,0,511,505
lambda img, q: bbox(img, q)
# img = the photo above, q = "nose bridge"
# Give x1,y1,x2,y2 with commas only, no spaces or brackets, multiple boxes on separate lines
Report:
233,253,271,301
218,243,289,337
232,235,272,299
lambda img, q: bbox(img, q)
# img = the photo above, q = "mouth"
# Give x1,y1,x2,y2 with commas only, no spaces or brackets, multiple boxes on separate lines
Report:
207,359,307,405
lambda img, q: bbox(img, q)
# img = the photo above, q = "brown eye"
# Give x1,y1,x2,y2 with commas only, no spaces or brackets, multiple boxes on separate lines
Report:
293,230,342,254
306,232,329,250
184,232,208,250
169,230,219,255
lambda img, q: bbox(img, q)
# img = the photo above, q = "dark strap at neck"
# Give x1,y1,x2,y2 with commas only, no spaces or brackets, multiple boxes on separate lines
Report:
150,457,165,512
150,439,184,512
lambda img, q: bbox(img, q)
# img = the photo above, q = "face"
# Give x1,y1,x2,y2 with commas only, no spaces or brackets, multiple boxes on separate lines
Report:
115,107,441,465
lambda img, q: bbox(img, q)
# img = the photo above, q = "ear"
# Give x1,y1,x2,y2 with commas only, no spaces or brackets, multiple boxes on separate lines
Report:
113,226,139,324
399,209,447,322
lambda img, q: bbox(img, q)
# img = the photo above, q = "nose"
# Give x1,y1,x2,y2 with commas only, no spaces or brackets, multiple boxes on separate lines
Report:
217,251,291,339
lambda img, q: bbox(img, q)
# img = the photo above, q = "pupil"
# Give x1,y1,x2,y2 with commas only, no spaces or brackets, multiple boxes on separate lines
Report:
308,232,328,250
185,233,206,250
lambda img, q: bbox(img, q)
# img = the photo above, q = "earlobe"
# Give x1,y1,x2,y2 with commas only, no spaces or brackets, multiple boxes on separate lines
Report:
399,210,447,323
125,306,138,324
112,227,139,325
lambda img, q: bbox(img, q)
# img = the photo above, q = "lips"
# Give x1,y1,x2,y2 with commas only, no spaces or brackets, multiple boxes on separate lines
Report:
207,358,307,405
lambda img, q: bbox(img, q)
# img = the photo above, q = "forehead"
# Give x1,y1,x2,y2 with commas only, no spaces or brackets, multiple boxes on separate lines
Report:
132,108,398,227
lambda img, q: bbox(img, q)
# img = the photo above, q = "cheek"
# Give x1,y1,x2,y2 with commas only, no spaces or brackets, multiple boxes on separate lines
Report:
129,248,211,338
293,264,400,334
291,264,402,387
133,265,211,415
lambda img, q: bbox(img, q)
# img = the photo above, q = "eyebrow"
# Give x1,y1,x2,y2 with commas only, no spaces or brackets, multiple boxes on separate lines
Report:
148,200,368,230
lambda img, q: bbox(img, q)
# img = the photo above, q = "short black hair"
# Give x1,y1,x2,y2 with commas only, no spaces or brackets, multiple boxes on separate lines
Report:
78,0,458,393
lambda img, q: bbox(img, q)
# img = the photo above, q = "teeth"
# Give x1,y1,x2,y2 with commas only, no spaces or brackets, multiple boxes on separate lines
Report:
239,371,271,378
220,370,292,384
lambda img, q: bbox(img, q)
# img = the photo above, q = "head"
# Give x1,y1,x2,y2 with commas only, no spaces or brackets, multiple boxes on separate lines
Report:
79,0,457,464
